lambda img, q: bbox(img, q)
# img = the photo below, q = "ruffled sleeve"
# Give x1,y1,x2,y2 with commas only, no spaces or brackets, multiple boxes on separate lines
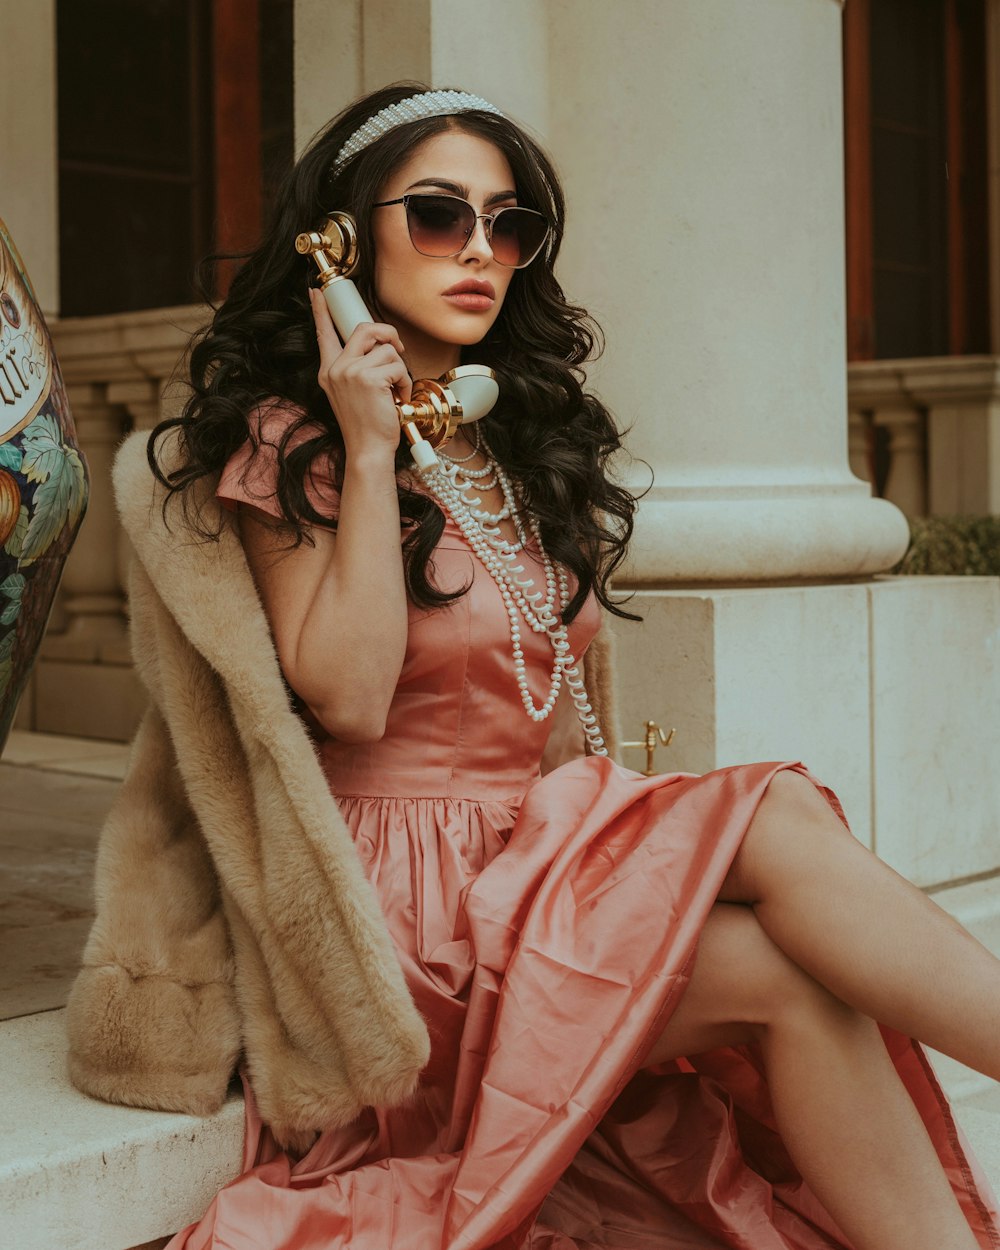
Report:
217,402,341,522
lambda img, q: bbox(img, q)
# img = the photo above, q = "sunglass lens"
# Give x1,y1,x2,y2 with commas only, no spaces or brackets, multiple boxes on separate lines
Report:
490,208,549,268
406,196,474,256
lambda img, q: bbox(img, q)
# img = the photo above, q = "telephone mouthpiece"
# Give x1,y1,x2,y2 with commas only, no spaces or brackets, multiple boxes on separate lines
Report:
439,365,499,423
411,440,439,472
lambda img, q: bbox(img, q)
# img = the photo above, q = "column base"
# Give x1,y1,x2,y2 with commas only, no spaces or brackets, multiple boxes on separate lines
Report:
625,494,910,584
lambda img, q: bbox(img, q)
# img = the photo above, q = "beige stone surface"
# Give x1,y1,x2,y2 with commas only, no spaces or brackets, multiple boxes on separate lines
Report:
0,1010,243,1250
294,0,362,152
0,0,58,315
293,0,549,159
849,356,1000,516
0,738,127,1021
33,659,147,742
1,729,130,778
870,577,1000,886
610,576,1000,885
428,0,549,133
610,584,873,845
0,769,105,1019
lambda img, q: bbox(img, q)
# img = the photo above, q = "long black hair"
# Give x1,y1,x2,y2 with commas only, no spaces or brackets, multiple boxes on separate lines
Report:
148,81,643,624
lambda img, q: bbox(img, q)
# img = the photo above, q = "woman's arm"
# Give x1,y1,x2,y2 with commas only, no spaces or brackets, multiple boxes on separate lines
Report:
238,288,413,743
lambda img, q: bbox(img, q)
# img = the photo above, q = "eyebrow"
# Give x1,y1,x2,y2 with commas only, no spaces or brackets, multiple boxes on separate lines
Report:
404,178,517,207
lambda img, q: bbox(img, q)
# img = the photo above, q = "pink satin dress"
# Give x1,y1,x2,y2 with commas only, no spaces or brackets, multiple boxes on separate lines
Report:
165,409,1000,1249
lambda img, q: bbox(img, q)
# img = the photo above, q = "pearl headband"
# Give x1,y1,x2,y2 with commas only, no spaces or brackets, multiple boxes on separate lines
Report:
332,90,504,171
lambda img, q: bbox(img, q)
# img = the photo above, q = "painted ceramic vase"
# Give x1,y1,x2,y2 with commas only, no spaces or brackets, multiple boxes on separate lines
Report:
0,218,89,753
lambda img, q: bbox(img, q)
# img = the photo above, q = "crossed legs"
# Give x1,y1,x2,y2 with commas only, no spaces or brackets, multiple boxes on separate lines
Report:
643,771,999,1250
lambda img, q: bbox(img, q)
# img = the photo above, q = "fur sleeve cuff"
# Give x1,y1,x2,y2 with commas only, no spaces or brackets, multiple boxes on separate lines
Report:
66,964,241,1117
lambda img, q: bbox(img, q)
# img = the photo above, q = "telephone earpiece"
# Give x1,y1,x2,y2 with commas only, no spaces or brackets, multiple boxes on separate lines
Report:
295,213,500,472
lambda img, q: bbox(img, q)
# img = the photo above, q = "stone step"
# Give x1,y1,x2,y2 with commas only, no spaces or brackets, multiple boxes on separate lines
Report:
0,1010,242,1250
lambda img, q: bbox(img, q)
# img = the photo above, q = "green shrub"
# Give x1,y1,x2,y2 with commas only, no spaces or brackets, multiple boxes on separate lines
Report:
894,516,1000,576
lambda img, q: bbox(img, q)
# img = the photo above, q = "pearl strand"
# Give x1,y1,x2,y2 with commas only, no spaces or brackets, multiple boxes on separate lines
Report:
437,424,480,464
420,438,607,756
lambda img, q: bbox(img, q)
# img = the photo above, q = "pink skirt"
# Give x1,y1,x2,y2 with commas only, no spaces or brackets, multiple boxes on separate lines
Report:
166,757,1000,1249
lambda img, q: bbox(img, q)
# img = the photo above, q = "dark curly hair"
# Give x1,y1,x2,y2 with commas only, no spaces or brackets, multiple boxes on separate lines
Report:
148,81,645,624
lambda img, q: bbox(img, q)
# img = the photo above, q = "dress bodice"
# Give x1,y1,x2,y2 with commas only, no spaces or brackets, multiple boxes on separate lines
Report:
316,514,601,801
214,405,603,802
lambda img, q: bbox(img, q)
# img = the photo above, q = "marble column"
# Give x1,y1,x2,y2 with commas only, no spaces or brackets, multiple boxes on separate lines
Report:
293,0,548,152
548,0,908,583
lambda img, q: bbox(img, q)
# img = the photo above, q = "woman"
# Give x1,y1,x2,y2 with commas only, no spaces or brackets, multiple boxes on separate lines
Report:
113,84,999,1248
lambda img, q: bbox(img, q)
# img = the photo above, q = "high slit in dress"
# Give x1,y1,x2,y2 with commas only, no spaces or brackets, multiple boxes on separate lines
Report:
164,410,1000,1249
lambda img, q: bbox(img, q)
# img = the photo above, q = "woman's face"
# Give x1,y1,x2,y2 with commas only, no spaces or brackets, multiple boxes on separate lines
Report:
371,128,519,372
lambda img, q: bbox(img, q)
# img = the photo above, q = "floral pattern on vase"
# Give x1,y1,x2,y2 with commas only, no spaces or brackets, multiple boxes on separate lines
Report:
0,217,89,753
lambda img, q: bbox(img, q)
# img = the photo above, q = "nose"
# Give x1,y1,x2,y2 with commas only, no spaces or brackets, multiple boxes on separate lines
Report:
461,214,494,264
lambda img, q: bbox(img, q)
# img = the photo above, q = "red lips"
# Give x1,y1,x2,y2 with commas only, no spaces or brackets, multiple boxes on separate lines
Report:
441,277,496,314
442,279,496,299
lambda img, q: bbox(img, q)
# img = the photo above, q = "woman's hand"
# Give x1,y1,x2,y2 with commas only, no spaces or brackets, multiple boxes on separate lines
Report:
309,286,412,456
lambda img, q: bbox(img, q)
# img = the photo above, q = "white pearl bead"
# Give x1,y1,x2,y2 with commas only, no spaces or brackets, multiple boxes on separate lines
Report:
420,440,607,756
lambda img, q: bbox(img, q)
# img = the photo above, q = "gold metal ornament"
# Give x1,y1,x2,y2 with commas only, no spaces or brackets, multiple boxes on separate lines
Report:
398,379,464,451
294,213,359,281
622,720,677,777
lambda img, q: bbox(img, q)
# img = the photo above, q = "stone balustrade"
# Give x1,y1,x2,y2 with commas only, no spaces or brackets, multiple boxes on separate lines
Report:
848,355,1000,519
14,305,206,741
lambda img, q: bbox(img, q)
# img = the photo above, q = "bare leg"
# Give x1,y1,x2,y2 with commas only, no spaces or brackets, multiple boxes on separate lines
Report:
645,904,979,1250
719,771,1000,1080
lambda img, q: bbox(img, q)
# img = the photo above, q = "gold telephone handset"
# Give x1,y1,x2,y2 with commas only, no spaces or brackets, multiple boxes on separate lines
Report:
295,213,500,472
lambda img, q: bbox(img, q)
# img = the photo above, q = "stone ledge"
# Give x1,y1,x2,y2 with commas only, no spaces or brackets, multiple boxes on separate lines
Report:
1,728,131,780
1,1010,243,1250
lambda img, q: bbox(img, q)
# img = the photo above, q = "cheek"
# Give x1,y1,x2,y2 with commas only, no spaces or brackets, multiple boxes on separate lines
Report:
371,224,416,294
373,261,431,322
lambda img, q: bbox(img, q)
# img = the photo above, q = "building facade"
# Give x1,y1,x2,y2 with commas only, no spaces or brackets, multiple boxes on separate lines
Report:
2,0,999,890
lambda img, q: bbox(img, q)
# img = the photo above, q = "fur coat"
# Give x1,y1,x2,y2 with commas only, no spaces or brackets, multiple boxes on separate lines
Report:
66,428,621,1148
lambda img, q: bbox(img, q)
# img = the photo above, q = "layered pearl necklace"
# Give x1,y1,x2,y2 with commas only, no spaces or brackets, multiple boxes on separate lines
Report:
419,426,607,757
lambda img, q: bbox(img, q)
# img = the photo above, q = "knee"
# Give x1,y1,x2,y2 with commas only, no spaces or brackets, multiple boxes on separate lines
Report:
737,916,853,1041
726,770,842,901
756,944,876,1056
758,770,829,826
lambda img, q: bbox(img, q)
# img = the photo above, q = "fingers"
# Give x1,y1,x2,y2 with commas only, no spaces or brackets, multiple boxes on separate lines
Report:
308,283,411,419
353,342,401,370
309,287,407,375
393,367,412,406
342,321,407,361
309,287,344,365
337,354,412,405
